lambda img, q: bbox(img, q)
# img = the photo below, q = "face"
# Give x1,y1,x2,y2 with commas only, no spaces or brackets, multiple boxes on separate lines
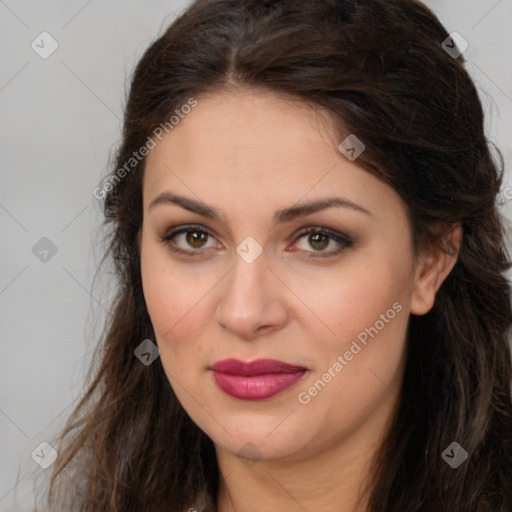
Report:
139,88,436,465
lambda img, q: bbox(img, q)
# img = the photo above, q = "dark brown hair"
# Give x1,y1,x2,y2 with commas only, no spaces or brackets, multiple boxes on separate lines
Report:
41,0,512,510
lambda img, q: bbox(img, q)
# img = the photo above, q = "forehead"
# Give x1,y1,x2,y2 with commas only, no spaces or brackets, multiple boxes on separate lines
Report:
142,88,407,228
146,88,340,170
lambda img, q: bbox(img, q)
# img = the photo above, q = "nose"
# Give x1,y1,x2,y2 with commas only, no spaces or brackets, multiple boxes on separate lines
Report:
214,250,289,340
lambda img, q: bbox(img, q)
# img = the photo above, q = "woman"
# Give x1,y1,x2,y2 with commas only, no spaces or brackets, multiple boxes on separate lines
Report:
42,0,512,510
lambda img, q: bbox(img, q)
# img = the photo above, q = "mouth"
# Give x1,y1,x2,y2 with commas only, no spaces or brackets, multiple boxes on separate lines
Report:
209,358,308,401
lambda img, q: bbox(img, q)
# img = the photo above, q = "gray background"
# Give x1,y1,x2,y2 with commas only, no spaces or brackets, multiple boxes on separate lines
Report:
1,1,511,510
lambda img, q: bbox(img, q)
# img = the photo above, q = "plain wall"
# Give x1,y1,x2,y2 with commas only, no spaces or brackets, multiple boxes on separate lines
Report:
1,1,511,510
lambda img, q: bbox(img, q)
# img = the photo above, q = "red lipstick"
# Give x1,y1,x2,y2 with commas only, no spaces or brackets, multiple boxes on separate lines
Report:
210,358,307,401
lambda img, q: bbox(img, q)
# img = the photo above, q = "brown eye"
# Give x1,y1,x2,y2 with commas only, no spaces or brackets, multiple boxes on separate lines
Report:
308,233,329,251
160,224,219,256
185,230,208,248
293,227,353,258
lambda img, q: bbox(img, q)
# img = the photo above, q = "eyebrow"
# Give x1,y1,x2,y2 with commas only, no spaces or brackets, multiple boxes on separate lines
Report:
148,191,372,224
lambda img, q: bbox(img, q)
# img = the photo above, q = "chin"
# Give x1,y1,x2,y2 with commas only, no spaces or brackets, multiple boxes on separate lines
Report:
208,417,313,462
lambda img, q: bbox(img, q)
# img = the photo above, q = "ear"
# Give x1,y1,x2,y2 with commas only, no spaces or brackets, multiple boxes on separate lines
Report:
410,223,463,316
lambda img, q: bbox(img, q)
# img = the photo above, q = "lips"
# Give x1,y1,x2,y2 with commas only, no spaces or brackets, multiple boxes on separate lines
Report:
210,358,307,401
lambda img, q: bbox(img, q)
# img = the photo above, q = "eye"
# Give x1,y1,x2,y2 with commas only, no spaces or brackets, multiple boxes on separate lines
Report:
159,224,219,256
291,227,353,258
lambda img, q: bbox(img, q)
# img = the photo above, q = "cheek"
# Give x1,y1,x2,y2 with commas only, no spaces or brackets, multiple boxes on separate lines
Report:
140,241,217,367
296,249,412,354
292,246,411,421
296,270,409,426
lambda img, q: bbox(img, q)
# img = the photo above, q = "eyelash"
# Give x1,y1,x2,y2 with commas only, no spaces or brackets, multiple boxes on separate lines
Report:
159,224,353,259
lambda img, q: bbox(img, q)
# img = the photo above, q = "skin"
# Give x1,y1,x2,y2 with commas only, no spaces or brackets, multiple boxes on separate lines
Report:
139,88,461,512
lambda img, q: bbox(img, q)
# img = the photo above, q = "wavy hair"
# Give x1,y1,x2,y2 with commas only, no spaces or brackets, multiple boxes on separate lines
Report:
41,0,512,510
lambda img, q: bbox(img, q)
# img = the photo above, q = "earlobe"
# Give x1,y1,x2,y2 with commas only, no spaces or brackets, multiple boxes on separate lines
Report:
410,223,462,316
